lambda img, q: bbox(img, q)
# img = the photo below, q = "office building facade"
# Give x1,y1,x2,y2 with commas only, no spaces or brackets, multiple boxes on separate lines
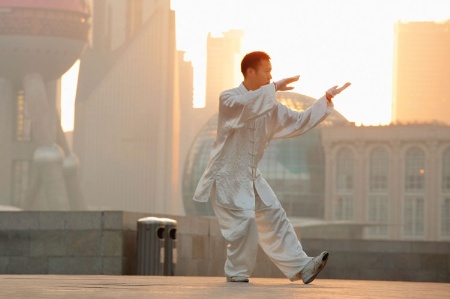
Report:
73,0,191,214
393,21,450,125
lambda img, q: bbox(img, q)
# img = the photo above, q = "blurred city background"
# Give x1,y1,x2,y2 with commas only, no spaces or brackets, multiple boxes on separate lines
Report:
0,0,449,246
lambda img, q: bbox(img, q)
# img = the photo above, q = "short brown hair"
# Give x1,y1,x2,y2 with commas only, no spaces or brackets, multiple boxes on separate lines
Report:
241,51,271,77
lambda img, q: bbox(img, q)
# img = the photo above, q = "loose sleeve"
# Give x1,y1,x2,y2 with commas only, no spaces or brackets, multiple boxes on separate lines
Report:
272,96,334,139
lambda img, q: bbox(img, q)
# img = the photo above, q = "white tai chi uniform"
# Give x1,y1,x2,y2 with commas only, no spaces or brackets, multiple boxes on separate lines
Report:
193,82,333,279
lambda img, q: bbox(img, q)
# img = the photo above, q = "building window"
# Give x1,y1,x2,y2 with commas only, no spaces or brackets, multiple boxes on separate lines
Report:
15,89,31,142
369,147,388,192
403,147,425,238
405,147,425,191
336,147,353,192
335,147,354,220
441,148,450,238
367,147,389,237
403,195,424,237
11,160,30,207
443,148,450,192
441,197,450,238
367,195,389,237
335,196,353,220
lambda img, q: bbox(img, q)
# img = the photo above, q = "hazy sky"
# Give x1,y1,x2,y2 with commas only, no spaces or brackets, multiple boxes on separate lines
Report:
171,0,450,126
61,0,449,131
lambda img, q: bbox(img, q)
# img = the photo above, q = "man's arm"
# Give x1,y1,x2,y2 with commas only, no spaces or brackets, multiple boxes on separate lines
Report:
272,82,351,139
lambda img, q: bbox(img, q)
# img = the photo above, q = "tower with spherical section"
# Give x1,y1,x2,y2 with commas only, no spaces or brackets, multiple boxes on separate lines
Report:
0,0,90,210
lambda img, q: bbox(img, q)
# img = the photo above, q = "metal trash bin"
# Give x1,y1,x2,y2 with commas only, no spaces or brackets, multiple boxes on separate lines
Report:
136,217,177,275
137,217,165,275
159,218,177,276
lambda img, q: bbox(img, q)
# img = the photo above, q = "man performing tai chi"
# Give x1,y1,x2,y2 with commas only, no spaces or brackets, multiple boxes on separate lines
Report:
193,51,350,283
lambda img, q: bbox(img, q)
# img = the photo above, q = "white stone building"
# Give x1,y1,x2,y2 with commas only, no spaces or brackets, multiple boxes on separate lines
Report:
322,123,450,241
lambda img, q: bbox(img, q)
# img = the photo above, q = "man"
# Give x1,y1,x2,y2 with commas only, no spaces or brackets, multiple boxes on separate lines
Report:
193,51,350,283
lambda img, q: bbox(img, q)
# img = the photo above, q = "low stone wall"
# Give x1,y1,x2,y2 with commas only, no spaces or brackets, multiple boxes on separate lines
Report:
0,211,147,274
0,211,449,282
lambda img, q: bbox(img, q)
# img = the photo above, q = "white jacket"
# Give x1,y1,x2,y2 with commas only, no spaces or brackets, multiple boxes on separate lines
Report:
193,82,333,210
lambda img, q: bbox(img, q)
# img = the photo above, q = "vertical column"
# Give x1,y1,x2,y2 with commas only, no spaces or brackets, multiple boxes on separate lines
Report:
50,78,87,210
45,79,61,143
322,140,334,220
22,73,69,210
0,77,13,205
426,140,438,240
57,120,87,210
355,141,366,222
389,141,402,239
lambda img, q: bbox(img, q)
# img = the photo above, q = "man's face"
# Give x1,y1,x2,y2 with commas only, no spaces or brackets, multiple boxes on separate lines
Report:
251,59,272,89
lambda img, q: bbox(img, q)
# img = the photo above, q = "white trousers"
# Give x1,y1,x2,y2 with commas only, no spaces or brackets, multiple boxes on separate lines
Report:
212,190,312,279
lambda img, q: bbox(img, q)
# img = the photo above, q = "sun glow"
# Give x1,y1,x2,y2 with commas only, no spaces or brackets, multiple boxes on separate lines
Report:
60,0,450,131
171,0,450,126
61,60,80,132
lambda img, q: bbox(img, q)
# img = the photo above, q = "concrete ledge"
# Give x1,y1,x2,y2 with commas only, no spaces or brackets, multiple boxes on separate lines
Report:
0,211,449,282
0,211,148,275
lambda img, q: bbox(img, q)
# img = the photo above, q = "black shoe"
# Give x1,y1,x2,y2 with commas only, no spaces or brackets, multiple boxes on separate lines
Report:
226,276,249,283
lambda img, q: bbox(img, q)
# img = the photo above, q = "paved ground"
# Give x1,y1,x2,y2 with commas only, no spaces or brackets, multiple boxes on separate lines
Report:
1,275,449,299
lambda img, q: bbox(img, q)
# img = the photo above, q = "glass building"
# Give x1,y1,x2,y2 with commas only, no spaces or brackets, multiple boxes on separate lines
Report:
183,92,348,217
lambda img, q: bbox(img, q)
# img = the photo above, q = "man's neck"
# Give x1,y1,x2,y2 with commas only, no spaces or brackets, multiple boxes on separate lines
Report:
243,80,259,91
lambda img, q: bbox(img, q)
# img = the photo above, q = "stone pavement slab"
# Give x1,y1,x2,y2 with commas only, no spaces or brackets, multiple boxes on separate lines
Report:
1,275,449,299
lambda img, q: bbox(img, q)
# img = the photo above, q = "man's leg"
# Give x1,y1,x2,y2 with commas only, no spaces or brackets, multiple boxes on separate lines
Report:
211,198,259,281
254,195,327,282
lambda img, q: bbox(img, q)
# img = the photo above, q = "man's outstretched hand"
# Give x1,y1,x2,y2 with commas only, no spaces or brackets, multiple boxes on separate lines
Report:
274,75,300,91
326,82,351,99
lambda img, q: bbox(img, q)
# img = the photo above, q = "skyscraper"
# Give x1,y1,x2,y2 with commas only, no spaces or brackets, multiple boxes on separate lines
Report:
392,20,450,125
73,0,189,214
205,30,243,116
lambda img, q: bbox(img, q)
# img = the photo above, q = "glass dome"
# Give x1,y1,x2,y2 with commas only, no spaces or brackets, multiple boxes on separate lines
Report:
183,92,348,217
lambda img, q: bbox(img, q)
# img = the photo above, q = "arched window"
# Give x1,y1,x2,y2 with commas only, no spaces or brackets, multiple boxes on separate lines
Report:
403,147,425,238
336,147,353,192
367,147,389,237
441,148,450,238
334,147,354,220
369,148,389,191
405,147,425,191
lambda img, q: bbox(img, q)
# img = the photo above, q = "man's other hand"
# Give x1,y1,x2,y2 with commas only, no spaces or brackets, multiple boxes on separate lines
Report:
274,75,300,91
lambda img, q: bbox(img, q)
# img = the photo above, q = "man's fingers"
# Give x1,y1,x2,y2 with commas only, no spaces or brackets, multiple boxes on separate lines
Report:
285,75,300,84
337,82,351,93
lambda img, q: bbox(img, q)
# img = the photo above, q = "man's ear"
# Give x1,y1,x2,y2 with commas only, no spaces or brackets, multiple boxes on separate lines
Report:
247,67,255,77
